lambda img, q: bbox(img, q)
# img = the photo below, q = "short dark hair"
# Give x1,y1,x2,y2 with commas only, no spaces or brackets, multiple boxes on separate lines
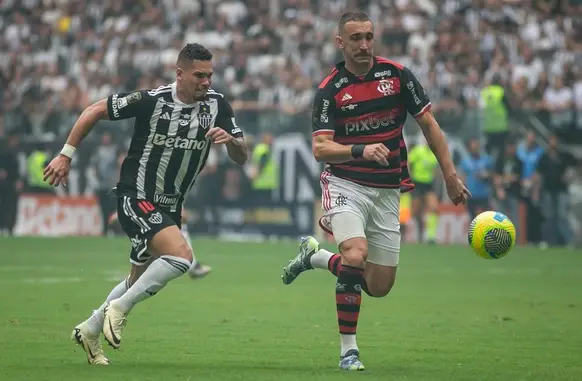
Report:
338,11,372,33
177,43,213,65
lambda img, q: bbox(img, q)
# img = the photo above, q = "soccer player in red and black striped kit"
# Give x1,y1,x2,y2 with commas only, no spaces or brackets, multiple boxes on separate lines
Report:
281,11,471,370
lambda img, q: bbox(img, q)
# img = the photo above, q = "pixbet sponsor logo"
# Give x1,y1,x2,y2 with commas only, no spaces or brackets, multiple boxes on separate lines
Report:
343,114,398,134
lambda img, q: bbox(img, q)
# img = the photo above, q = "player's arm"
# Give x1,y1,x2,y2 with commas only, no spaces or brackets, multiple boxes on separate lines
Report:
43,90,148,186
401,67,456,178
212,95,248,165
401,67,470,203
311,89,389,164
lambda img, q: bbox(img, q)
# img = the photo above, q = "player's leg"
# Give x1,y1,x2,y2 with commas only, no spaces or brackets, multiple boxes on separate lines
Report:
181,211,212,278
71,260,154,364
102,197,193,349
423,190,439,244
282,175,371,370
362,188,402,297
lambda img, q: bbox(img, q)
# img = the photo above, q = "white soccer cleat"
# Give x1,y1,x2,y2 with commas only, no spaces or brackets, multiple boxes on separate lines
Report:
281,236,320,285
71,322,109,365
188,263,212,279
102,303,127,350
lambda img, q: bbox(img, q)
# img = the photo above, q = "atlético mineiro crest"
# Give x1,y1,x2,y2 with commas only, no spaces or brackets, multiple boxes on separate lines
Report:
198,103,212,129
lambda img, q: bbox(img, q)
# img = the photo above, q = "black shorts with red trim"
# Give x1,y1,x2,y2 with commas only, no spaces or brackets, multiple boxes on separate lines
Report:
116,195,181,266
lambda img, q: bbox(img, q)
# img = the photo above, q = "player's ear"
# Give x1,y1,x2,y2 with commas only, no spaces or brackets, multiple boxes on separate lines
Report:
176,67,183,81
335,35,344,49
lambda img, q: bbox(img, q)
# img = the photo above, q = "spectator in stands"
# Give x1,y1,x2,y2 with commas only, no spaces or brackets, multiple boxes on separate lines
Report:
537,135,574,246
542,75,575,133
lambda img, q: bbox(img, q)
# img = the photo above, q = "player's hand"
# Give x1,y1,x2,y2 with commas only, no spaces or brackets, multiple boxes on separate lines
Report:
445,173,471,205
363,143,391,166
43,154,72,187
206,127,232,144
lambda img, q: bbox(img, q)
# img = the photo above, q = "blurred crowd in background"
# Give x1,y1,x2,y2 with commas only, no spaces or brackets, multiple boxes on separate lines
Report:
1,0,581,247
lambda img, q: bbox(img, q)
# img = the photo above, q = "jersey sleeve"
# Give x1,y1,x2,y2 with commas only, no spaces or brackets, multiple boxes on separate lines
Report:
311,88,336,137
106,90,150,121
215,95,243,139
400,67,432,118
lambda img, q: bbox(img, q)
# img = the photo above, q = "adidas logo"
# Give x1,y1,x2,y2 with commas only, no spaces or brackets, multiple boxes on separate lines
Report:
341,93,352,102
160,112,171,120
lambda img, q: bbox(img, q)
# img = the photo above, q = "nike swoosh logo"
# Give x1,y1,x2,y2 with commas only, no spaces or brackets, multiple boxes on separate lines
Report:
108,319,121,345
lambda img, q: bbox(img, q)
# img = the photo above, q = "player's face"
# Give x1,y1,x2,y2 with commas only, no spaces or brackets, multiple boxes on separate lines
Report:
177,59,213,101
337,21,374,66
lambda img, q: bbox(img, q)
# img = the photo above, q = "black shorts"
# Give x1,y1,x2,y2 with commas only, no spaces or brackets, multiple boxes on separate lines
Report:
414,181,434,196
117,195,182,266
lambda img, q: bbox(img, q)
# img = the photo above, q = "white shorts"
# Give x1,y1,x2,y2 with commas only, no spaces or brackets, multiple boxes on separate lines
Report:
319,172,401,266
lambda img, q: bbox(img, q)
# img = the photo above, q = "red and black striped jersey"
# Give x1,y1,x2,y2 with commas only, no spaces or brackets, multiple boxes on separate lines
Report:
312,56,431,189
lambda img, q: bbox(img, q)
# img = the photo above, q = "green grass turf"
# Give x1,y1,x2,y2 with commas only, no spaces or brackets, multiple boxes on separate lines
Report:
0,237,580,381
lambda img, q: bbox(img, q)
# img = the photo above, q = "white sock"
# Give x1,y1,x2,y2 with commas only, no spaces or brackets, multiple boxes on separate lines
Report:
86,278,130,335
340,334,359,356
310,248,334,269
182,225,198,268
110,256,191,314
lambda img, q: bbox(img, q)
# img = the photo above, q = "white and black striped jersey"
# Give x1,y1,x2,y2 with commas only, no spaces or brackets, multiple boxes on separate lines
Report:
106,82,243,212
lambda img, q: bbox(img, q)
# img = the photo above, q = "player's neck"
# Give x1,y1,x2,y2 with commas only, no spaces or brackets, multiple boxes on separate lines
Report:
175,85,195,105
344,59,374,77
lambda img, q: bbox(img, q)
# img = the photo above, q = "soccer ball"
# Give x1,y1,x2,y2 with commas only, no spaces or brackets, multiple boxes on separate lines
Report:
468,211,516,259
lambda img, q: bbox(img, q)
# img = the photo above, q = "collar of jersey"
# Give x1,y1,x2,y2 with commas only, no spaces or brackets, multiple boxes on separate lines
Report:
171,82,200,107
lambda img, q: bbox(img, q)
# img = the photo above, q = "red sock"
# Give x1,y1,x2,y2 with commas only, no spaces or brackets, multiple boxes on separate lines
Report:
336,264,363,335
327,254,341,277
328,254,374,297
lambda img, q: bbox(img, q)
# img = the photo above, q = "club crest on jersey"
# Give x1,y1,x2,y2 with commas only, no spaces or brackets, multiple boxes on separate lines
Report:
148,212,163,224
377,78,399,96
127,91,142,104
198,103,212,129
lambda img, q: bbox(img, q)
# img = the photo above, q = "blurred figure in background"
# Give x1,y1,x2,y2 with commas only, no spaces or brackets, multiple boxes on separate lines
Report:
537,135,574,247
517,132,544,245
0,135,22,236
460,137,494,220
494,140,523,238
408,138,440,244
248,132,278,206
480,74,510,161
90,132,118,236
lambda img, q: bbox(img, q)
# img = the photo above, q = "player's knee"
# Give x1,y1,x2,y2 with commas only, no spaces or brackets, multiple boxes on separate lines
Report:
171,242,193,263
366,278,395,297
340,239,368,268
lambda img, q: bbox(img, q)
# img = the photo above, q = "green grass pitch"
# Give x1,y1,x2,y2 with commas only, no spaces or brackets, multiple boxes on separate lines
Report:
0,237,580,381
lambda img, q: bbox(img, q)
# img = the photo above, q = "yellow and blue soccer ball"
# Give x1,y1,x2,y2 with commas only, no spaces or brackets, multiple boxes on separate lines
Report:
468,211,516,259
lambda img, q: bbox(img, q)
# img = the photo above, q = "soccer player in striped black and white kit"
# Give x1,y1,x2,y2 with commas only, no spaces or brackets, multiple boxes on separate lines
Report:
280,12,471,370
43,43,248,365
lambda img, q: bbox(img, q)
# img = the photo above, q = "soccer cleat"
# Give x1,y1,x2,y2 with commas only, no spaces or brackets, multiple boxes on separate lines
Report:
281,236,320,285
102,303,127,350
339,349,365,371
70,322,109,365
188,263,212,279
